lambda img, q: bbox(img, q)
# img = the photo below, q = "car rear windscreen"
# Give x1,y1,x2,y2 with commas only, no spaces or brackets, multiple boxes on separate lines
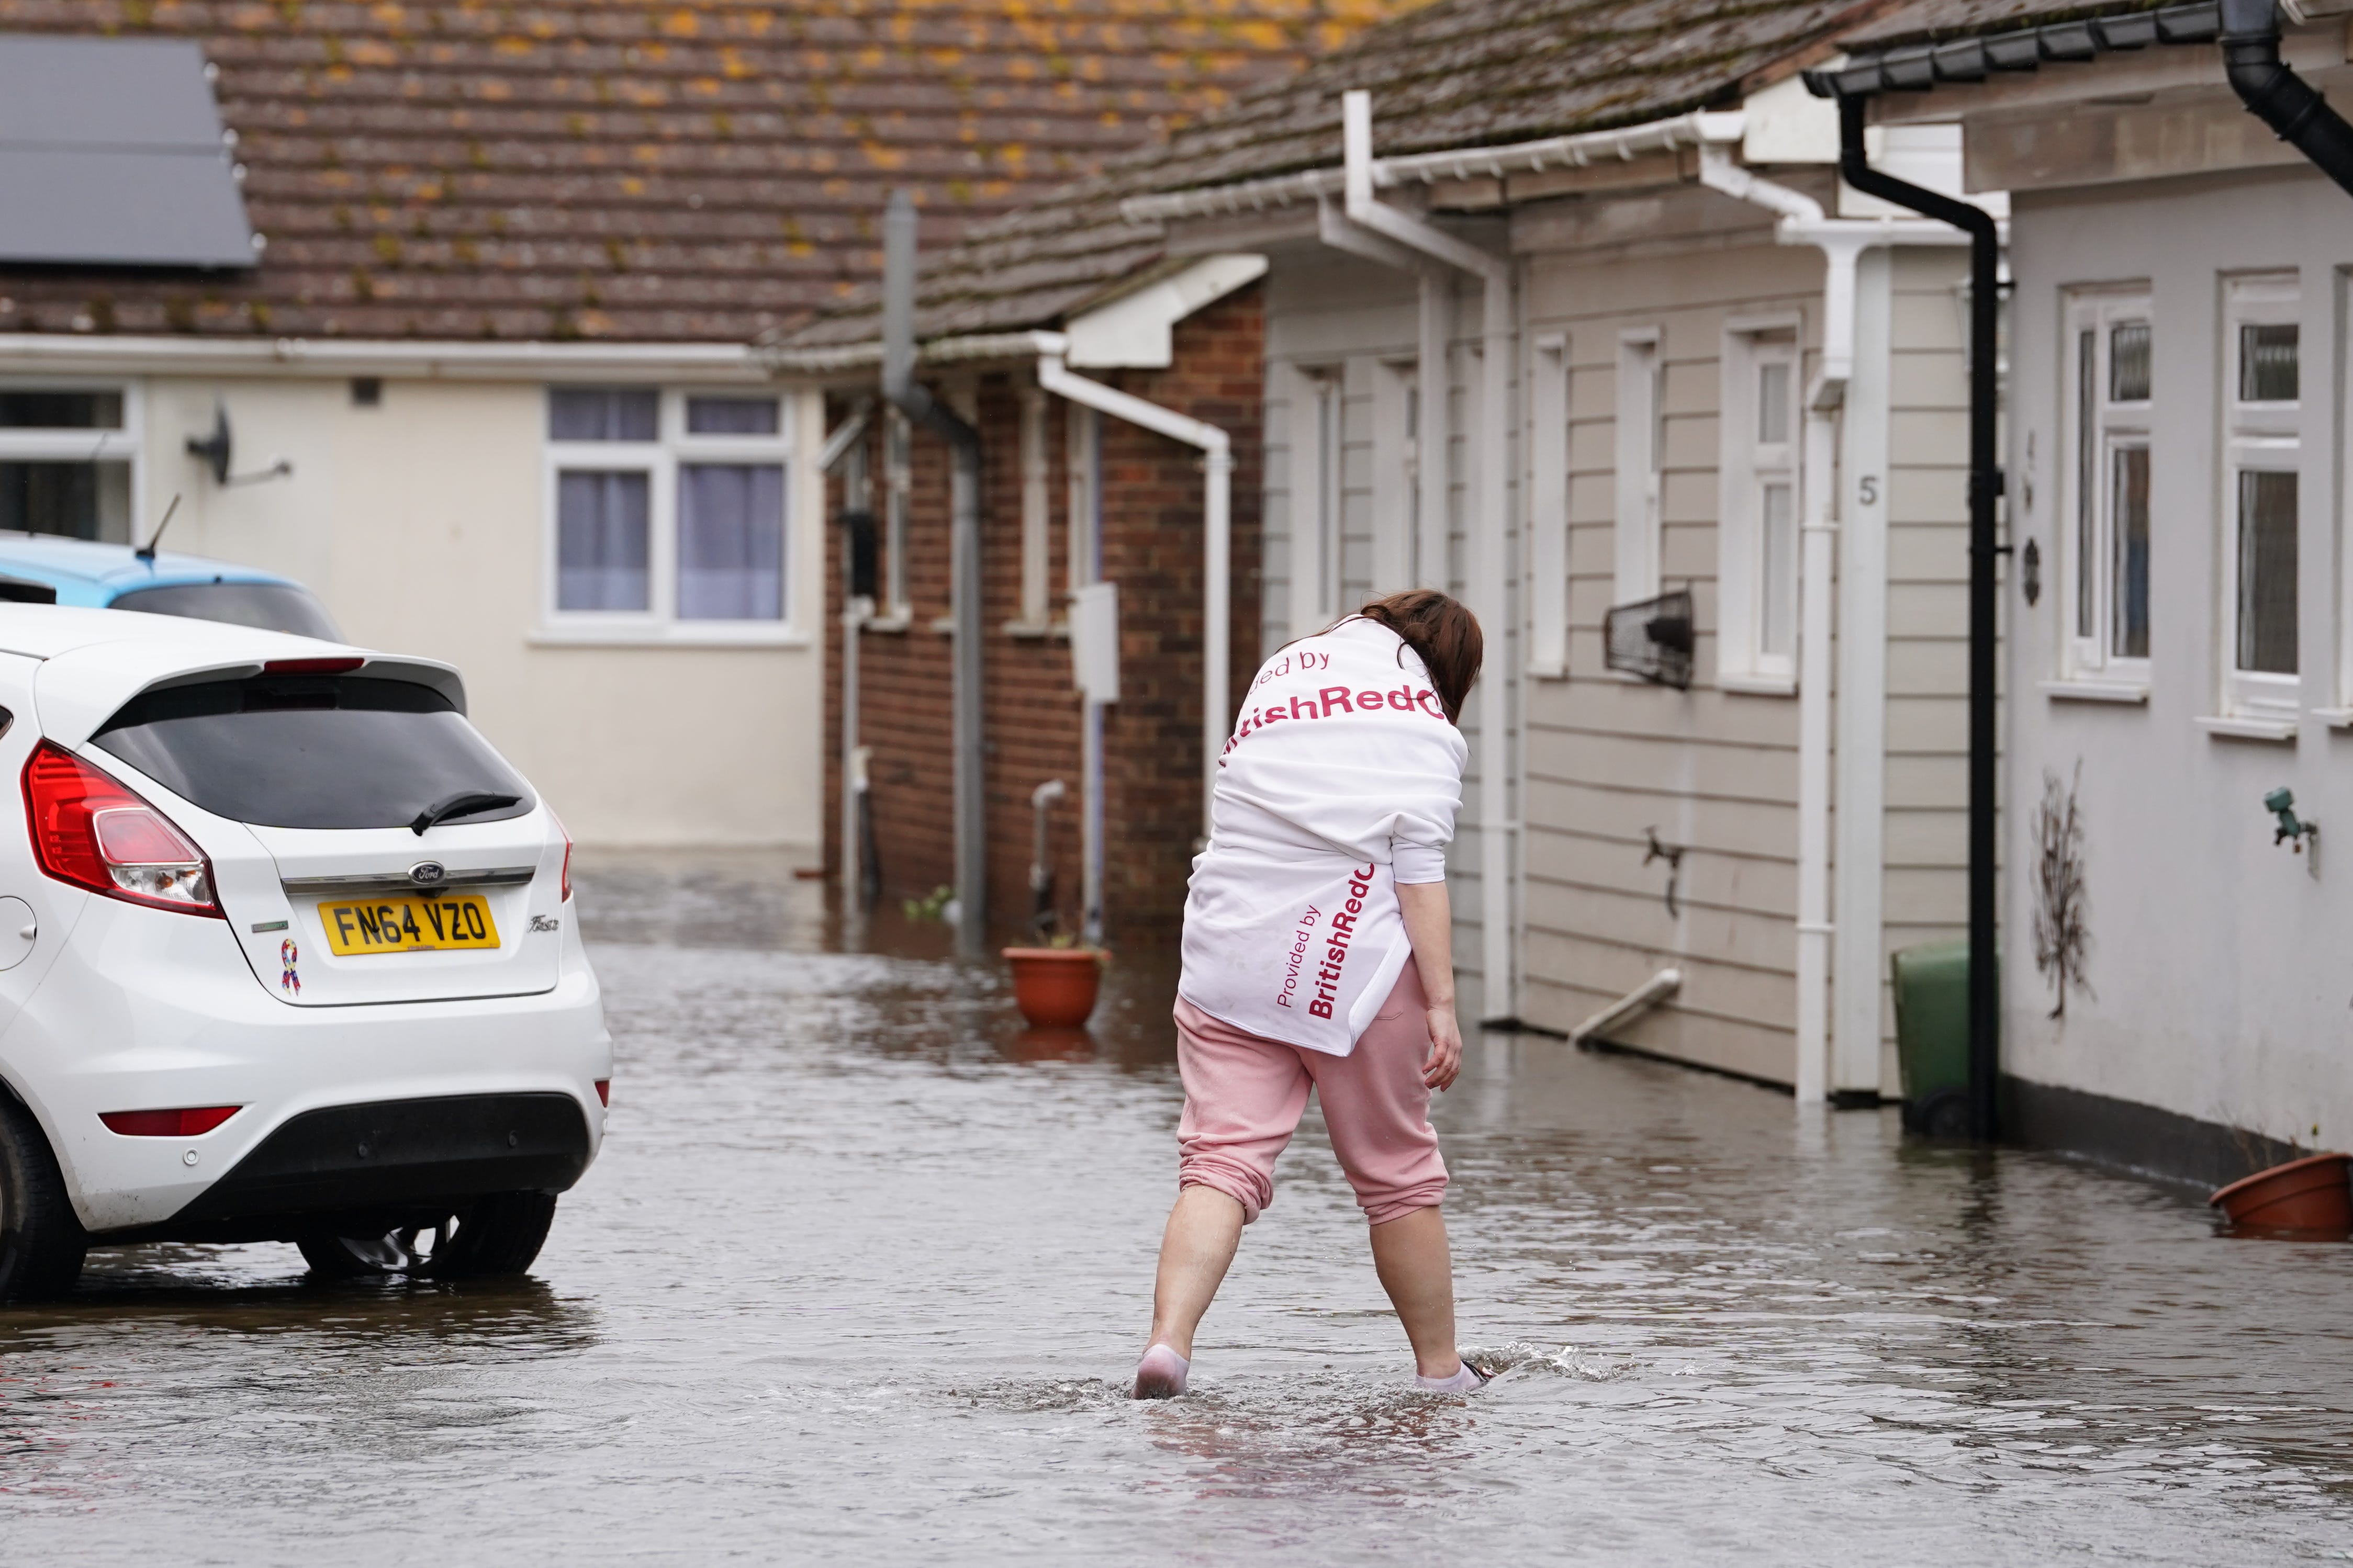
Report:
92,675,534,831
110,581,343,641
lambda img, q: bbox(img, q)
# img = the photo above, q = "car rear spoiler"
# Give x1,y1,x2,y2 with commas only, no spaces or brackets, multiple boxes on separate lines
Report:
35,647,469,750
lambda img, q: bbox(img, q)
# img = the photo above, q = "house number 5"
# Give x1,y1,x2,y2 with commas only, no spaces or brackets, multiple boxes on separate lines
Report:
1858,475,1880,507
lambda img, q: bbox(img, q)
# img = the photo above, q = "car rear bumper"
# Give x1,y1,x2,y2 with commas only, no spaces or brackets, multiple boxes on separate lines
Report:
0,900,610,1234
107,1092,593,1244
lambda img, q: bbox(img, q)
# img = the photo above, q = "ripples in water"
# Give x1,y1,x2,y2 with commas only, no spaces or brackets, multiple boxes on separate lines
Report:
0,853,2345,1564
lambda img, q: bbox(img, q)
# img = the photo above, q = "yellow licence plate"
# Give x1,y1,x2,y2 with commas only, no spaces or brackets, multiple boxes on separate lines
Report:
320,895,500,956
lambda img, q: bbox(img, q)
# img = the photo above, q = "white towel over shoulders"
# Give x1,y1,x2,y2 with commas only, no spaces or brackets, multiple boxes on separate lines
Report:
1178,617,1467,1055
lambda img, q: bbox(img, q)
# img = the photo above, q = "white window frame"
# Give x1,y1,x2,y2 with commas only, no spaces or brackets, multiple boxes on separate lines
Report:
539,387,798,646
1527,332,1569,677
1371,357,1418,595
2219,274,2302,721
1717,318,1801,690
1285,363,1343,637
1614,329,1664,605
1066,401,1100,592
2057,291,2153,691
1009,385,1055,634
0,377,145,546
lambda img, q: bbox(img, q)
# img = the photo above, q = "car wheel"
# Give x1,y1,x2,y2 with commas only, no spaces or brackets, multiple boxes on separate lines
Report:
297,1191,558,1281
0,1092,87,1302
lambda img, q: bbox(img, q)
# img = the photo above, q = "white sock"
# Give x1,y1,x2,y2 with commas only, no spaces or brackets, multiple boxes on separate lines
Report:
1133,1343,1190,1397
1415,1360,1489,1393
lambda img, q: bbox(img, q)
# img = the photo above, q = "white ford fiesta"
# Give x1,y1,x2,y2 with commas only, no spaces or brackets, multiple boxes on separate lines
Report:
0,605,609,1299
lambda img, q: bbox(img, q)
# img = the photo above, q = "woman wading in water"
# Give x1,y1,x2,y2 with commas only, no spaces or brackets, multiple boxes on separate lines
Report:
1134,590,1489,1399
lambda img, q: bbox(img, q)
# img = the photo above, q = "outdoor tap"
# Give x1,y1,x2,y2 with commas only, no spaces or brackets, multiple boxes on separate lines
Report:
2265,787,2319,878
1029,779,1068,934
2265,787,2314,847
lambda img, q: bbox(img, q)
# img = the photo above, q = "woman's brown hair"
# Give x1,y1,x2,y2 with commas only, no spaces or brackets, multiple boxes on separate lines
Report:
1348,590,1483,724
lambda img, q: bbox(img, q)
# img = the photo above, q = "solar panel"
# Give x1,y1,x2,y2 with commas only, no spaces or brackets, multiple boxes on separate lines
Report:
0,35,256,269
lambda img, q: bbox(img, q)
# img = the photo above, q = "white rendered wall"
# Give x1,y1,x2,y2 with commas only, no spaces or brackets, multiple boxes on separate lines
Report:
2001,165,2353,1148
102,374,824,850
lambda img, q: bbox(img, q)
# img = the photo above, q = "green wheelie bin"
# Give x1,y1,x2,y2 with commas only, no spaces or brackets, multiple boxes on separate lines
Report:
1889,939,1984,1138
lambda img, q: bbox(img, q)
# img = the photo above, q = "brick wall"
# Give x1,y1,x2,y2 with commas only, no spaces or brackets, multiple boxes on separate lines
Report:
821,285,1263,942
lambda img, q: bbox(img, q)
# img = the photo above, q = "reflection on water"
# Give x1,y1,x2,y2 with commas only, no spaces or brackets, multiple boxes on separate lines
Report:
1,852,2347,1563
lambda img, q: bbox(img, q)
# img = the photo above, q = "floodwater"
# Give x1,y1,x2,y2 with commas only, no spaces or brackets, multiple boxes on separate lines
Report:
4,852,2350,1564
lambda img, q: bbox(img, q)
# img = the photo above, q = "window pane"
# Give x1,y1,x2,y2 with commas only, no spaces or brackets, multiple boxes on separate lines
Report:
0,459,130,541
1756,361,1789,446
678,463,785,621
556,470,651,611
0,390,122,428
686,396,780,435
2239,323,2299,403
2237,468,2298,674
2110,322,2150,403
113,582,343,640
2110,446,2149,660
548,388,657,442
94,676,532,832
2075,330,2096,639
1760,481,1795,658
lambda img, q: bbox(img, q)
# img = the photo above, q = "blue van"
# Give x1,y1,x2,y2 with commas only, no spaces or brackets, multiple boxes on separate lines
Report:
0,534,341,640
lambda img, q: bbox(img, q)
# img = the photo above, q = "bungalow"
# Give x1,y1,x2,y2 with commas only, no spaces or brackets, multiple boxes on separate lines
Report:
1821,0,2353,1183
1112,0,2003,1098
0,2,1410,849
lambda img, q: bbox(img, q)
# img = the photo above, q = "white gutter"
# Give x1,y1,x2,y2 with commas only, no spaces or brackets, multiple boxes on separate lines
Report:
1691,139,1970,1104
1120,111,1728,227
0,332,776,380
1340,88,1518,1026
1034,335,1234,843
766,331,1062,377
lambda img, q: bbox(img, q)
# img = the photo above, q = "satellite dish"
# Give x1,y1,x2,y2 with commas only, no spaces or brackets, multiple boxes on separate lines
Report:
185,403,231,485
182,402,292,487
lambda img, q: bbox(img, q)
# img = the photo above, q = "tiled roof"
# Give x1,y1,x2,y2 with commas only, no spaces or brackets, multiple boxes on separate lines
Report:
0,0,1408,344
784,0,1908,350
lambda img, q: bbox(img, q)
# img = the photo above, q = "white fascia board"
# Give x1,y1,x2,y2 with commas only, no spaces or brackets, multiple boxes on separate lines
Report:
0,332,776,381
1062,253,1268,369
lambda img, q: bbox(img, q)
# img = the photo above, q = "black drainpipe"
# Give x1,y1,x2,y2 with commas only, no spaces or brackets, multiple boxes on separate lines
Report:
2219,0,2353,194
1831,93,2003,1143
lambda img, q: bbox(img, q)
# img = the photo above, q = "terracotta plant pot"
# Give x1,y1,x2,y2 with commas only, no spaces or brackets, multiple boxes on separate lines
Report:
1002,947,1104,1029
2209,1151,2353,1237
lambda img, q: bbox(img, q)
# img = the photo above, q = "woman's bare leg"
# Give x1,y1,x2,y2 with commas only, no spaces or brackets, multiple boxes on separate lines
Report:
1369,1205,1461,1379
1146,1186,1246,1359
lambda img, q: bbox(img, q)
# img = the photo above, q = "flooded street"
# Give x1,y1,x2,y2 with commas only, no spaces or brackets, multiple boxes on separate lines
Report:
3,854,2350,1564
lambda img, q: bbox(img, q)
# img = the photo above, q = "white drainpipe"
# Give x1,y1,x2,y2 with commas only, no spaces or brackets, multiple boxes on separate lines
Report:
1696,138,1965,1102
1340,88,1517,1024
1035,342,1233,843
820,399,875,919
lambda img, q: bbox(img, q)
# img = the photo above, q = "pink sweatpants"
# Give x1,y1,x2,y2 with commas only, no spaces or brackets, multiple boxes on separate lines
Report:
1173,961,1448,1227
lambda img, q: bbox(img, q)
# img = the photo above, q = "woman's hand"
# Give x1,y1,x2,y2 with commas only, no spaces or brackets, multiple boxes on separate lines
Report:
1397,878,1461,1091
1422,1002,1463,1091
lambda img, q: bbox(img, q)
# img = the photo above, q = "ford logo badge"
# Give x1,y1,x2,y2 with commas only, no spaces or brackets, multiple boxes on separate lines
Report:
409,861,447,887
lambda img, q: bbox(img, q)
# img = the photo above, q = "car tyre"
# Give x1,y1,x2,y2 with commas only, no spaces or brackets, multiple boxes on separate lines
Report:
298,1191,558,1281
0,1092,87,1302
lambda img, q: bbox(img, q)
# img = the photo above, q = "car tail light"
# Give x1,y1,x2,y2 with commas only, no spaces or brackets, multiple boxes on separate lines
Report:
100,1106,241,1137
594,1079,610,1108
24,742,222,916
263,657,364,675
553,810,574,902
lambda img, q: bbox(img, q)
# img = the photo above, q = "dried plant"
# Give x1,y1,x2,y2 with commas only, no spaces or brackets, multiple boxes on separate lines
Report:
2033,762,2092,1020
